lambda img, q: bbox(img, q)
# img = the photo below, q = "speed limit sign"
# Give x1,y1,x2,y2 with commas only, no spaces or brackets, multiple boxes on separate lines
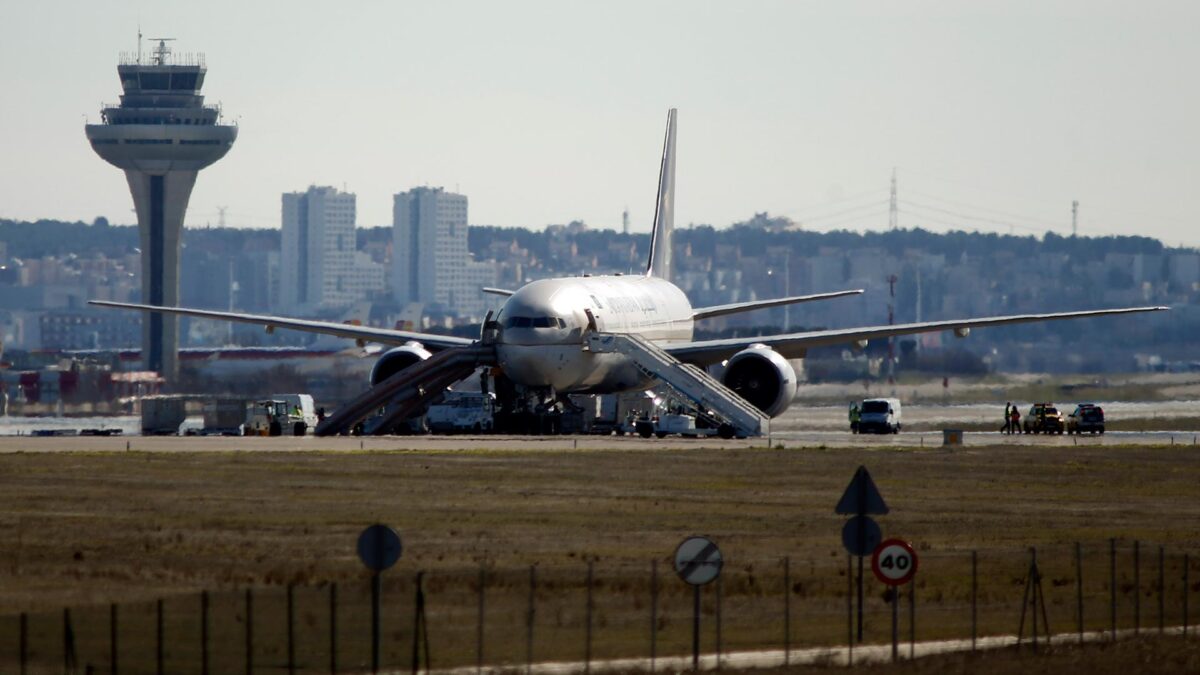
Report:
871,539,918,586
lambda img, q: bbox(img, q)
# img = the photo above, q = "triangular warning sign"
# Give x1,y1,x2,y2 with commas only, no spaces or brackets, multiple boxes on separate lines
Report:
834,465,889,515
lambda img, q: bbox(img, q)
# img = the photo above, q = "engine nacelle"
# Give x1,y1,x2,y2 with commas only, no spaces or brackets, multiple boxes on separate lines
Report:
369,342,433,386
720,344,798,418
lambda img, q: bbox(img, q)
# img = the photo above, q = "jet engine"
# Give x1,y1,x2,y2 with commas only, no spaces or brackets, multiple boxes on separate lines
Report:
720,344,798,418
369,342,433,386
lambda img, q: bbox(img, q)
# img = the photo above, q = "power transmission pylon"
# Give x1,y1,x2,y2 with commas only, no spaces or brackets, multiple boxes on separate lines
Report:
889,168,898,230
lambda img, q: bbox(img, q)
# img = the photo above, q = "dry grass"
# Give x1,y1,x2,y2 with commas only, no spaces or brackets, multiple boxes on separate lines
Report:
0,443,1198,672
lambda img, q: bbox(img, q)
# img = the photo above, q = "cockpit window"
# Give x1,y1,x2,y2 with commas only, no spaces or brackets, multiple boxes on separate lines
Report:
504,316,565,329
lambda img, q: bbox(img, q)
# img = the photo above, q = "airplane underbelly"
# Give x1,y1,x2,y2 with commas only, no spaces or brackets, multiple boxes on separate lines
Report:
497,344,654,394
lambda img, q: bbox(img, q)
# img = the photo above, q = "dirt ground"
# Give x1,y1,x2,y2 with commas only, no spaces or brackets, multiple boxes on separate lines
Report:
0,442,1198,672
0,442,1197,608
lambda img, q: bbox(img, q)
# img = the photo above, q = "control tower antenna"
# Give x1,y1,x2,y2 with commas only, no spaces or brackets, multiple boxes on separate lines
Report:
1071,200,1079,237
136,25,142,64
889,168,898,230
147,38,176,65
217,206,228,228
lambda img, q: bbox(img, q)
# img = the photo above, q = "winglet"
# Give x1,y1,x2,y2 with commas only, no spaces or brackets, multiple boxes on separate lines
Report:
646,108,677,281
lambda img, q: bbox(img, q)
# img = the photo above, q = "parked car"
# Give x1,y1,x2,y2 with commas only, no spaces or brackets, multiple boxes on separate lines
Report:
1023,403,1065,434
1067,404,1105,435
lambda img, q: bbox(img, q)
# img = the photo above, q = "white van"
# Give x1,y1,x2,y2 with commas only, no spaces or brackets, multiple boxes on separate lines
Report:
858,398,902,434
426,391,495,433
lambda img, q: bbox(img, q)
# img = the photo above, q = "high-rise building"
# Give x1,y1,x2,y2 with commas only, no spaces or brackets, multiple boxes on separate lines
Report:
392,187,497,318
280,186,382,312
84,39,237,379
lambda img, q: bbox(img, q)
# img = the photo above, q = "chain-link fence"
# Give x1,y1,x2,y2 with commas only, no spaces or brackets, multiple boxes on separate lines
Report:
1,540,1196,673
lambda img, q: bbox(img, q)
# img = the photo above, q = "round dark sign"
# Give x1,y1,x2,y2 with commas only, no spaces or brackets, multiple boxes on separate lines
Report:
357,524,403,572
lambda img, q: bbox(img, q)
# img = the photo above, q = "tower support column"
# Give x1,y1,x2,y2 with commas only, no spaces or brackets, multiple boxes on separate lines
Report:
126,169,199,380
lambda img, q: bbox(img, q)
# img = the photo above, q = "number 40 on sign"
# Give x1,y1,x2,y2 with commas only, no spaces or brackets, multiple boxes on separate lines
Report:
871,539,919,586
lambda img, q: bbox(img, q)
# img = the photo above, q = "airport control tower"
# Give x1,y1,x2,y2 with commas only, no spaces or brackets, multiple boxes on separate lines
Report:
85,38,237,380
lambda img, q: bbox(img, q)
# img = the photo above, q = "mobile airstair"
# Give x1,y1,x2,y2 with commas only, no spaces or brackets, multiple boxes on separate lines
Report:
315,344,496,437
585,333,769,438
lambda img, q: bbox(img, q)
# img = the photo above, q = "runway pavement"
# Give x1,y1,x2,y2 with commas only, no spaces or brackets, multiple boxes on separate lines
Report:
0,428,1193,453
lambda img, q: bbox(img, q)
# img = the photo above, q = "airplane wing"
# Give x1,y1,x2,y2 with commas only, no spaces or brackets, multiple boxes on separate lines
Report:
665,306,1169,365
692,289,864,320
482,287,516,297
88,301,475,351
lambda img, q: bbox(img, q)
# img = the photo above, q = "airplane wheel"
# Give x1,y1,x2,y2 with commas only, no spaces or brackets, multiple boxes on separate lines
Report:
639,428,652,439
655,432,667,439
718,424,735,440
293,422,307,436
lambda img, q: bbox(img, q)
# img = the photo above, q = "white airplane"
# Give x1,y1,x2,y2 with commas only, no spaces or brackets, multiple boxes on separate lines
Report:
92,109,1167,428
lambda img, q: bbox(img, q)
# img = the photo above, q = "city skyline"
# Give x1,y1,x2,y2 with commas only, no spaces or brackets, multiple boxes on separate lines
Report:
1,2,1198,244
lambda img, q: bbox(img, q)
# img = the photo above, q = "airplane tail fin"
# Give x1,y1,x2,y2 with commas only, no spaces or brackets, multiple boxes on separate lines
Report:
645,108,677,281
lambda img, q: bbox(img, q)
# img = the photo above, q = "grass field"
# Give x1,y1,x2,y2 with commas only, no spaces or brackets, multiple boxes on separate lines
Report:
0,443,1197,672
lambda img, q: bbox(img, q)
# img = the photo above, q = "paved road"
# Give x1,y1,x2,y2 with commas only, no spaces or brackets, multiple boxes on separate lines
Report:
384,626,1189,674
0,428,1194,453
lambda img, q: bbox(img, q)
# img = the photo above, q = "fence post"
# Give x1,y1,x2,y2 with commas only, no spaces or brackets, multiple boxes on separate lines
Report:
245,588,253,675
19,612,27,675
1158,545,1165,634
1109,538,1117,641
783,556,790,666
476,565,485,675
110,603,118,675
1184,553,1190,637
971,550,977,652
201,591,209,675
908,578,915,659
1134,540,1140,635
585,560,594,675
1180,552,1190,634
715,573,722,670
287,584,296,675
330,582,338,675
156,598,164,675
650,559,657,673
1076,542,1083,643
526,565,536,675
846,554,853,666
63,608,76,675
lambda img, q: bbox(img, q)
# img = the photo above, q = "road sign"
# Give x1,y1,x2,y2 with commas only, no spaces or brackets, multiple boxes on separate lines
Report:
871,539,918,586
835,465,889,515
357,524,403,572
673,536,723,586
841,515,882,556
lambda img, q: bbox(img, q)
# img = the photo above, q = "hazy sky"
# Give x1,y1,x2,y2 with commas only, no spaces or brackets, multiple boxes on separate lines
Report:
1,1,1197,244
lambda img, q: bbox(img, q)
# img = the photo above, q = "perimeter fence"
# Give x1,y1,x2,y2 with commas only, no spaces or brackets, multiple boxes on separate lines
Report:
2,539,1197,674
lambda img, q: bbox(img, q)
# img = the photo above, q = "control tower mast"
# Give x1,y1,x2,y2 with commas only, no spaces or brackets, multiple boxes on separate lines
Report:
85,39,237,380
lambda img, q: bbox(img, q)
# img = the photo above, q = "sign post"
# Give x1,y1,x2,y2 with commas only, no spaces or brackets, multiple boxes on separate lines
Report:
357,524,403,674
871,539,919,662
835,466,889,642
674,536,723,671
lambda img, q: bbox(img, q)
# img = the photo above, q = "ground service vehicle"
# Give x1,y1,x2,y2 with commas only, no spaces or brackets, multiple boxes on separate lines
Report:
1067,404,1105,434
271,394,318,435
246,400,289,436
425,391,495,433
858,398,902,434
1024,403,1065,434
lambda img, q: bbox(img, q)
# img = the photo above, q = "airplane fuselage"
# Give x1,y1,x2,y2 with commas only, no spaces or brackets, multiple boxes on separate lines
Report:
495,275,694,394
